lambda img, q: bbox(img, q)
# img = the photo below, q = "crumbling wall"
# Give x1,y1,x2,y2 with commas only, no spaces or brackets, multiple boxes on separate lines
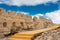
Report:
0,8,54,38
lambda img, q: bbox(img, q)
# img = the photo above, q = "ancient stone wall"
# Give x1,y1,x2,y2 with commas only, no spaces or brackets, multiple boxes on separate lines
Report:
0,8,54,37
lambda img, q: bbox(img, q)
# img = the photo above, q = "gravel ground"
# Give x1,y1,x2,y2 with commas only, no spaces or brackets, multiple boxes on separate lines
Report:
34,28,60,40
0,38,7,40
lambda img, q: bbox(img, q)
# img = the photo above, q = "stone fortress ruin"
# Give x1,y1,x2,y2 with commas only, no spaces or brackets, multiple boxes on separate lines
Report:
0,8,54,38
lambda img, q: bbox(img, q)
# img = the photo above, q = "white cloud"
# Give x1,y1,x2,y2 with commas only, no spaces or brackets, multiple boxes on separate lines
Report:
45,10,60,24
11,10,60,24
32,14,44,18
0,0,58,6
15,11,44,18
17,12,44,19
16,12,44,18
17,12,29,15
0,2,2,4
19,10,60,24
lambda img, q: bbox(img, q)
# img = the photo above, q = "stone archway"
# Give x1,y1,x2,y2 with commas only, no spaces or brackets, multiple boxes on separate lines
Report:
3,22,7,27
12,22,16,26
20,22,24,26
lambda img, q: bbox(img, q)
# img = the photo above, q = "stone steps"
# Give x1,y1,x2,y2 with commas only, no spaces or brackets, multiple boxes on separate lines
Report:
7,24,60,40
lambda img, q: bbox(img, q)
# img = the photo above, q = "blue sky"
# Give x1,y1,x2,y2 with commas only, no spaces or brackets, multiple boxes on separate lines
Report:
0,0,60,24
0,2,59,15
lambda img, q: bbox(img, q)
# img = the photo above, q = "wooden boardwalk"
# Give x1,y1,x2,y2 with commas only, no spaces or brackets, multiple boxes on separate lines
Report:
7,24,60,40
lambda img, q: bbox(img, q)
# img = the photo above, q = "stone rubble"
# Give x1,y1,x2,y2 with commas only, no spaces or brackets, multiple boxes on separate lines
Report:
34,28,60,40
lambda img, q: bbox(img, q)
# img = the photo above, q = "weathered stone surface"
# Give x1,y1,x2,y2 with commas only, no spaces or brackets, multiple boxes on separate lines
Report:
34,28,60,40
0,8,53,38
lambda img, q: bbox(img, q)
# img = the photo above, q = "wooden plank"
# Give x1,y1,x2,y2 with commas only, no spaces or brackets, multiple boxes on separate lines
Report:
18,24,60,34
7,38,31,40
7,24,60,40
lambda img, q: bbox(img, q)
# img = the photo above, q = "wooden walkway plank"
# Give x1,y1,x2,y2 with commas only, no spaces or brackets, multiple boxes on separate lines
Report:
7,24,60,40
